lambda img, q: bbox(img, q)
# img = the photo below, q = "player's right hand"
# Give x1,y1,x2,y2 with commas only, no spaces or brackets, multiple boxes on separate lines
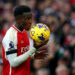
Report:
33,40,48,49
34,50,48,59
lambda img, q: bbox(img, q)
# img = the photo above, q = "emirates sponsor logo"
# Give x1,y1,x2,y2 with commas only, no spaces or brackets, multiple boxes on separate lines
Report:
21,46,29,54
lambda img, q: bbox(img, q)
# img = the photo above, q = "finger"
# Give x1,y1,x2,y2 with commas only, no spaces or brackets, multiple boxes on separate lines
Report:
36,50,47,53
36,52,48,56
44,53,49,55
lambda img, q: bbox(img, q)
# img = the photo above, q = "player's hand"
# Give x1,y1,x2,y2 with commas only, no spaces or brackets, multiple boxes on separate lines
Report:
34,40,48,49
34,50,48,59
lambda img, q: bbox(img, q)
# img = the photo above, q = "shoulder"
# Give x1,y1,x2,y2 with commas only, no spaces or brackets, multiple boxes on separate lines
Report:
2,27,17,44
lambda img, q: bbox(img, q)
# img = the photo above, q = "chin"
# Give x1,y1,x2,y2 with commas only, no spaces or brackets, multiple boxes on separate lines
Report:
25,28,30,31
24,26,31,31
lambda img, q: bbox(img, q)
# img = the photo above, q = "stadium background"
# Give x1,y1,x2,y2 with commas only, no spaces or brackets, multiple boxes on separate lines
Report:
0,0,75,75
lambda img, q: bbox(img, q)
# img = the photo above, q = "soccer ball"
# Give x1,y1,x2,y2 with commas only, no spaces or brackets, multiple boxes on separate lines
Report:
30,23,50,43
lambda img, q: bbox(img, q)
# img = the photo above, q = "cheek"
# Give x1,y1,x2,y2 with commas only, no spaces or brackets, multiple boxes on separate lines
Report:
24,20,27,24
24,20,30,25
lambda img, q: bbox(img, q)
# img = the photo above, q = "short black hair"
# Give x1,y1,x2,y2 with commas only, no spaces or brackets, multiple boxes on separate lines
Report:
14,5,31,17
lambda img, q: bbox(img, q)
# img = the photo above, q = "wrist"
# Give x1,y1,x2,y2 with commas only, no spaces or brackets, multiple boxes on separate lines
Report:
29,47,36,55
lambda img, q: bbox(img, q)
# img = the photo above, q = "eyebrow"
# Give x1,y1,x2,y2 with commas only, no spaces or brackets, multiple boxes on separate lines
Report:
15,12,32,18
23,12,32,15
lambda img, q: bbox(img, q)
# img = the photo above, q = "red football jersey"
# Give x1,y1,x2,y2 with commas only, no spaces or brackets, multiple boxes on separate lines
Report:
2,25,30,75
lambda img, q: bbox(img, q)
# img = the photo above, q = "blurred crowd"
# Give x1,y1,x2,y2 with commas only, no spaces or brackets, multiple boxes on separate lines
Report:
0,0,75,75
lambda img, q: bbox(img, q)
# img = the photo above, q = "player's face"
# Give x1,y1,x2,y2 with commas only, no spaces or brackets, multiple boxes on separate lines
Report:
23,14,32,30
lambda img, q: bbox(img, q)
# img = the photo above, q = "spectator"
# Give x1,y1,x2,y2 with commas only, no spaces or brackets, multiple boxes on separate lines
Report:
71,12,75,27
72,61,75,75
0,58,3,75
36,68,50,75
56,65,69,75
33,59,47,71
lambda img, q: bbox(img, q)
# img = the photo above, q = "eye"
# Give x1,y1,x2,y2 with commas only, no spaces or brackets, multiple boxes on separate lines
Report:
27,17,30,20
27,17,32,20
24,16,32,20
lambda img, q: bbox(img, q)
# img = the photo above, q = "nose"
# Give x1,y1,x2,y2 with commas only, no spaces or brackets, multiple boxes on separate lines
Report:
29,19,32,22
28,19,32,24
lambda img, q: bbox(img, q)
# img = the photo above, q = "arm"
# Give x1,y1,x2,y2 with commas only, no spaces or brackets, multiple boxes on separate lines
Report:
7,47,36,67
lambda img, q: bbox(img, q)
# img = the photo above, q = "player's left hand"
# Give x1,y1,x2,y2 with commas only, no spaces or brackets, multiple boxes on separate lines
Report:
34,50,48,59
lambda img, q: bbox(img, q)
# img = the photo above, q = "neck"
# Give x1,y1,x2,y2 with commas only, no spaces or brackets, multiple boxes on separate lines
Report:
15,23,24,32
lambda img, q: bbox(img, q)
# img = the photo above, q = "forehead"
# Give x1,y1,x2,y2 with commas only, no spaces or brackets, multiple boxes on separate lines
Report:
23,13,32,17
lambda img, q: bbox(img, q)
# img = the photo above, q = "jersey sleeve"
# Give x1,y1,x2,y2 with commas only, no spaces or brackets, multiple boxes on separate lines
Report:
2,28,17,57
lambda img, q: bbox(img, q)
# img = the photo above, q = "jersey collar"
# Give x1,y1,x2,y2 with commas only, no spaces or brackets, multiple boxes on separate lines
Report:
12,25,23,33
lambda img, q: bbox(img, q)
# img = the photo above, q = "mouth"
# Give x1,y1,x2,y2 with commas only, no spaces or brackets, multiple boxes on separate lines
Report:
24,23,32,30
27,26,31,29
